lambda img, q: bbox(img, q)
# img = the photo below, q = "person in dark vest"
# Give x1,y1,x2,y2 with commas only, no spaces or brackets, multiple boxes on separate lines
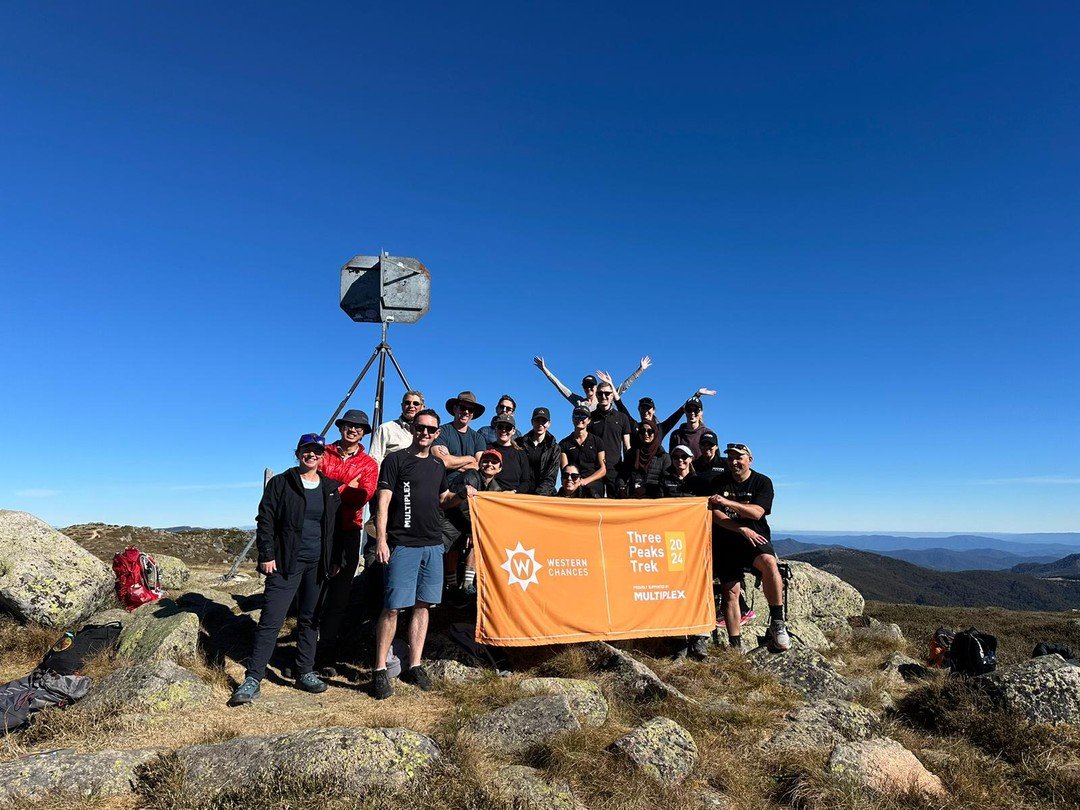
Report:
229,434,342,706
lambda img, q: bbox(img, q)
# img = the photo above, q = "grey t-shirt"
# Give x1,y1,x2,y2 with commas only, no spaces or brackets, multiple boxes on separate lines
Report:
298,477,323,563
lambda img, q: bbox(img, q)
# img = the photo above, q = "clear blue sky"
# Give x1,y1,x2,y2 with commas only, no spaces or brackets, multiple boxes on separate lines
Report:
2,2,1077,532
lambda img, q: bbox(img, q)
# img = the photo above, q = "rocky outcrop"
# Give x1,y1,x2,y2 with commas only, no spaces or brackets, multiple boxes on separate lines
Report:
520,677,609,727
764,698,881,754
486,764,587,810
781,560,864,635
0,510,113,628
79,660,213,715
153,554,190,590
460,695,581,756
827,737,946,800
849,615,904,643
608,717,698,785
584,642,694,704
427,658,484,684
0,747,158,803
748,642,855,701
881,652,931,683
117,599,200,663
978,654,1080,724
162,726,440,805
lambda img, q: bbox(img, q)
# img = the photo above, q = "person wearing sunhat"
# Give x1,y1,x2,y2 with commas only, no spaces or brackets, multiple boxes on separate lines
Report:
432,391,487,593
516,406,561,496
315,409,379,669
229,434,342,706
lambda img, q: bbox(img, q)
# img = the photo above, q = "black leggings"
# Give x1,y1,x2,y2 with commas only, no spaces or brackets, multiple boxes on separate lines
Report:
245,560,321,681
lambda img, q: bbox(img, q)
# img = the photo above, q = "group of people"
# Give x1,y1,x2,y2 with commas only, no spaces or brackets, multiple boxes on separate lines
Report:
229,357,790,706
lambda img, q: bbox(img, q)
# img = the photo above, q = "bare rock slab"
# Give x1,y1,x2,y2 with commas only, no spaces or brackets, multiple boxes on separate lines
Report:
520,677,609,727
0,510,114,628
782,560,865,635
486,764,587,810
764,698,881,754
153,554,190,590
608,717,698,785
0,747,158,803
164,726,440,805
978,654,1080,724
748,642,855,701
827,737,946,800
427,658,484,685
460,694,581,756
79,660,213,715
117,599,200,663
584,642,695,704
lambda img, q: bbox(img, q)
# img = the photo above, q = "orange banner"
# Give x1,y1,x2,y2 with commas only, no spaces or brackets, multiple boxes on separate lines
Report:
472,492,714,646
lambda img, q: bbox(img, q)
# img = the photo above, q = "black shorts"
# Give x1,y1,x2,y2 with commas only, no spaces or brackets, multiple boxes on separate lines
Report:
712,532,776,585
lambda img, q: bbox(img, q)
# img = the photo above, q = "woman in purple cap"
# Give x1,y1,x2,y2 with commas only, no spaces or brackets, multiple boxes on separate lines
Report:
228,433,342,706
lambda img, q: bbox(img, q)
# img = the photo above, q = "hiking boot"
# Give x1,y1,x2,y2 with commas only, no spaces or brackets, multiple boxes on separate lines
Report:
671,640,690,661
296,672,328,694
371,669,394,700
688,635,710,661
767,619,791,652
401,665,433,692
228,676,261,706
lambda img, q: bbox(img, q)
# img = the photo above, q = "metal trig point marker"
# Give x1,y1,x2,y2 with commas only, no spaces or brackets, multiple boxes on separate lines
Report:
221,251,431,582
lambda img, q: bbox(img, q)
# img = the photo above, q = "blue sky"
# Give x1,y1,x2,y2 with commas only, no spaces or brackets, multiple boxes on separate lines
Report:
1,2,1077,532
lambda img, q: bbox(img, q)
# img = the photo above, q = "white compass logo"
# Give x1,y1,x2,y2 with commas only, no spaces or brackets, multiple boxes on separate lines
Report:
500,542,540,591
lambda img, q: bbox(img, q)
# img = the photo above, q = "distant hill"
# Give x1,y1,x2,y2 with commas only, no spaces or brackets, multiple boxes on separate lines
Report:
781,532,1080,558
1012,553,1080,580
774,538,1060,572
62,523,255,566
788,547,1080,611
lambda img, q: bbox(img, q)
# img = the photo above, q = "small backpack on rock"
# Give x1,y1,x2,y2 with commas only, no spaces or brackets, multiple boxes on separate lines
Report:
949,627,998,676
113,547,164,610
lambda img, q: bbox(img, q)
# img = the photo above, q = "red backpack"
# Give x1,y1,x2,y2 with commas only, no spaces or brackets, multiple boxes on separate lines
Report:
112,547,164,610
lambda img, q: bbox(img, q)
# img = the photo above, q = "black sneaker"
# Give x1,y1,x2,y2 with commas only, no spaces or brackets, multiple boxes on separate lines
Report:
401,665,433,692
371,669,394,700
688,635,710,661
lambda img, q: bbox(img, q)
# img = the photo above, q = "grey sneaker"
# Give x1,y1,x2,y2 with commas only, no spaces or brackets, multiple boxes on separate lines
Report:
296,672,328,694
371,669,394,700
401,665,433,692
767,619,791,652
228,676,261,706
688,635,710,661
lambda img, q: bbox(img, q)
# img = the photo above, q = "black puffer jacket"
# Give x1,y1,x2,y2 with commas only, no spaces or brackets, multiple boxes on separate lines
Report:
255,468,342,576
617,451,670,498
656,467,699,498
516,431,560,495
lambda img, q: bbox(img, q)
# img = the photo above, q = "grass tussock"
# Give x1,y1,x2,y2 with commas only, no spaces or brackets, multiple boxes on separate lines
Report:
0,615,59,679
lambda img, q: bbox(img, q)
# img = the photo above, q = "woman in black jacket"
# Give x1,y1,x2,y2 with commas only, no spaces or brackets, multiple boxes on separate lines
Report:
229,433,342,706
617,420,670,498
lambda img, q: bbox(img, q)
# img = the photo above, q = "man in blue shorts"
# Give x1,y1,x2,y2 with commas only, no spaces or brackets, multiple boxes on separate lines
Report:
371,409,476,699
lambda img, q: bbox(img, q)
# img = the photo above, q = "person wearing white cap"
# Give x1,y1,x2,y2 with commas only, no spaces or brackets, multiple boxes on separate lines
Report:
658,444,699,498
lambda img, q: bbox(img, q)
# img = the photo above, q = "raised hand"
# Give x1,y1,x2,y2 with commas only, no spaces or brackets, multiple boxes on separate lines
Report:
639,355,652,370
533,356,547,370
697,387,717,397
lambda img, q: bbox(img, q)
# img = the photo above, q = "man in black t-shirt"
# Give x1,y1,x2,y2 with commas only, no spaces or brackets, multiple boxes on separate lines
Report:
371,409,475,699
588,381,631,497
707,443,790,654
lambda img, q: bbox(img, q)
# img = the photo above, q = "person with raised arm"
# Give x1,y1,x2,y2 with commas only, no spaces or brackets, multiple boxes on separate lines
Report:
533,355,652,410
596,370,715,443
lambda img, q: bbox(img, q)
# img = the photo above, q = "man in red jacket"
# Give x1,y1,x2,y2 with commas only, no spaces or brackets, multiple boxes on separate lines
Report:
317,408,379,667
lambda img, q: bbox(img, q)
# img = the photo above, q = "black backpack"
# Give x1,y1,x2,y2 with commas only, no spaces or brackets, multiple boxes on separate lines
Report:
36,622,123,676
949,627,998,676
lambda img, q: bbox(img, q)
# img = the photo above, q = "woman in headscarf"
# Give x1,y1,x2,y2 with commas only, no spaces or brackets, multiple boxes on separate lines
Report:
617,420,670,498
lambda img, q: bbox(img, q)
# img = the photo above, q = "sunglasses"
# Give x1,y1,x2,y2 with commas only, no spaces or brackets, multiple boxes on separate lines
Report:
564,473,581,480
497,404,514,413
340,422,364,431
480,459,501,466
573,415,589,422
456,405,477,415
672,454,691,462
496,424,513,431
597,390,613,398
727,443,749,451
686,407,702,414
414,424,439,434
299,446,325,456
402,400,422,407
640,428,655,436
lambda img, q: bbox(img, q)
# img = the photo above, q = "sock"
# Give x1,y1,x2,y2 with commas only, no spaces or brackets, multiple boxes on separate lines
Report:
729,635,742,648
769,605,784,621
445,571,458,589
374,666,386,672
464,568,476,588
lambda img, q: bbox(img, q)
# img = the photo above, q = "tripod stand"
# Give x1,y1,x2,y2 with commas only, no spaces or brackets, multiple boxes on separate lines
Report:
221,320,411,582
321,319,411,436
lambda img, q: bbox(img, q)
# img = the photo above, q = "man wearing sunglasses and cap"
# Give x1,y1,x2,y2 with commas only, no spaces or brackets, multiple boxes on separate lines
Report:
532,355,653,412
477,394,519,446
371,409,476,699
314,409,379,669
708,443,789,653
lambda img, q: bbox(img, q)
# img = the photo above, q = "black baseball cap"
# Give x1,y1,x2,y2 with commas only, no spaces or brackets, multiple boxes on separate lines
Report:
531,407,551,422
638,396,655,410
572,407,591,421
582,375,598,387
700,431,718,447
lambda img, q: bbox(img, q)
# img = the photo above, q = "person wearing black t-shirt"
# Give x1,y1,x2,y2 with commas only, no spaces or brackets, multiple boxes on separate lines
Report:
486,413,531,492
559,407,607,497
588,381,631,497
707,443,790,654
371,409,475,700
